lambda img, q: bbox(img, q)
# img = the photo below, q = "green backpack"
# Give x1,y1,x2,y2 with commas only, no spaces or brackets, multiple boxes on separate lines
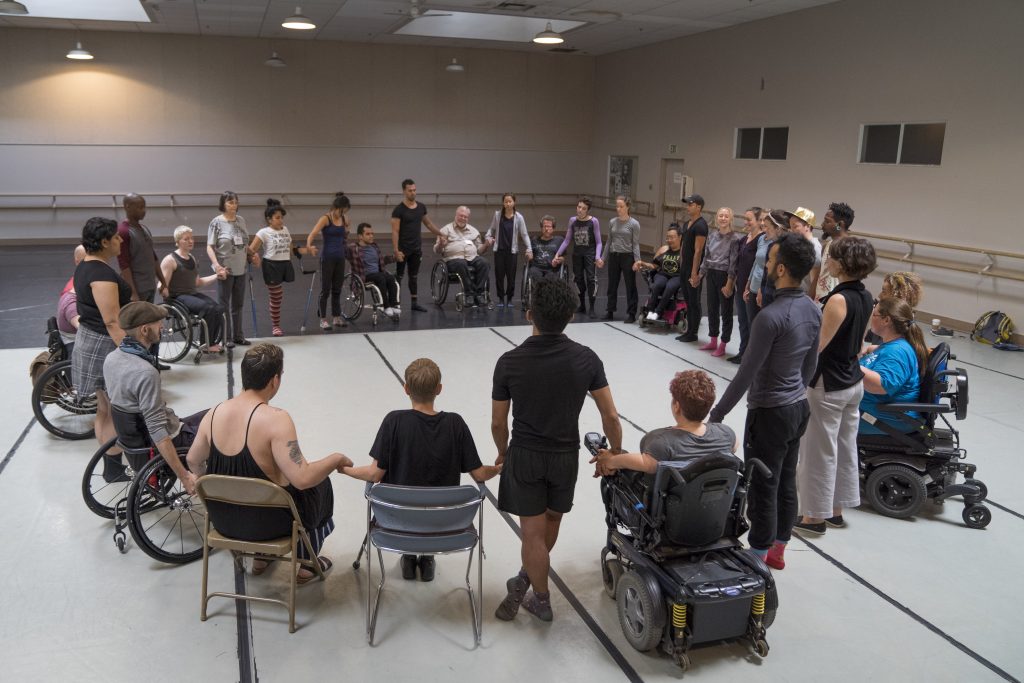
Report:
971,311,1015,345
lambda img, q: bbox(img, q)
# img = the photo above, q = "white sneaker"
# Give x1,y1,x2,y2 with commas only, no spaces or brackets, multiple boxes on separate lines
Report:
384,307,396,317
646,311,658,321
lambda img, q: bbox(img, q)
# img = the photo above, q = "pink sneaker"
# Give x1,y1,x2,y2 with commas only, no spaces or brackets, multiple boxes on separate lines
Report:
711,340,727,357
765,542,786,570
699,337,718,351
272,326,283,337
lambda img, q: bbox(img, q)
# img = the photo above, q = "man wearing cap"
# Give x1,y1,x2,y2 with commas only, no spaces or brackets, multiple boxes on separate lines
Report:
815,202,855,300
784,207,823,298
103,301,206,494
676,195,708,342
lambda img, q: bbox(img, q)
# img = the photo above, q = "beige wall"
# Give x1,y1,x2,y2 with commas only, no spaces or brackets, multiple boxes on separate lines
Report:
590,0,1024,325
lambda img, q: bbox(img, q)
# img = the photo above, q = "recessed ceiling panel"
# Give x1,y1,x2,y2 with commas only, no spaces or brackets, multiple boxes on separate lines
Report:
395,11,583,42
15,0,150,22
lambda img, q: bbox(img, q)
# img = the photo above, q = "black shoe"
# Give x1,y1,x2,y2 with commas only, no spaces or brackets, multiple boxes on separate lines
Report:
411,303,427,313
101,454,130,483
602,311,614,321
794,519,827,535
401,554,418,580
588,309,597,319
625,315,635,324
233,338,251,346
157,362,172,371
676,333,698,342
727,354,743,364
418,555,435,582
471,296,481,308
825,515,847,528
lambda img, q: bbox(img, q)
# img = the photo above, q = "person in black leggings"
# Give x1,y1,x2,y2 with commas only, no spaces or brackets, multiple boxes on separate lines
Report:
390,179,440,312
306,192,351,330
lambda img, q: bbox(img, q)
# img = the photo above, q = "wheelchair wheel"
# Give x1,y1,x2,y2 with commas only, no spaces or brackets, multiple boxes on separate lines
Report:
601,555,623,599
340,273,365,322
962,504,991,529
430,261,449,305
616,570,666,652
82,437,133,518
157,304,192,364
865,464,926,519
31,359,96,440
127,453,205,564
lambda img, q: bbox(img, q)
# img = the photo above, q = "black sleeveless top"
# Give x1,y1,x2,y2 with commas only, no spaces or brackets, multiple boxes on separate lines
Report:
812,280,874,391
168,252,197,297
205,403,334,540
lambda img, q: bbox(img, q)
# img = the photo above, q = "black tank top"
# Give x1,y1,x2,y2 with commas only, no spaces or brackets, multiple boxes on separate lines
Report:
205,403,333,539
812,280,874,391
168,252,197,297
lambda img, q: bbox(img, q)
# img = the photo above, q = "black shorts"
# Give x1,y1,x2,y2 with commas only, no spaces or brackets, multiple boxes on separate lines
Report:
262,259,295,286
498,445,579,516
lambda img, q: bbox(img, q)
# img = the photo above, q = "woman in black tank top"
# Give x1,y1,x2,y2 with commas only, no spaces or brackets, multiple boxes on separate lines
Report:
160,226,227,351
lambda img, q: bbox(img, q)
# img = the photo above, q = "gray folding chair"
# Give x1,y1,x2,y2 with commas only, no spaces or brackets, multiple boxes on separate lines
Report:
364,483,484,646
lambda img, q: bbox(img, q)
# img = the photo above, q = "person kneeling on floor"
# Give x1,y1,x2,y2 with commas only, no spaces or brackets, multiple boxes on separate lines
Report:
186,343,352,583
342,358,501,582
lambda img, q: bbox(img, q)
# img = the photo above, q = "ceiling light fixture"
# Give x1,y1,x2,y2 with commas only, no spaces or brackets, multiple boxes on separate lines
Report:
265,51,287,67
282,6,315,30
0,1,28,15
66,40,94,60
532,22,563,45
445,58,464,73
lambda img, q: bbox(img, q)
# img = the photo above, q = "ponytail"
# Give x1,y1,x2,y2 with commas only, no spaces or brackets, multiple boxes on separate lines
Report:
877,296,928,376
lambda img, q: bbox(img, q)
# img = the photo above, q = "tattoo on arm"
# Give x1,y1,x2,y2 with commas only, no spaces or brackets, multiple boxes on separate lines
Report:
286,440,305,466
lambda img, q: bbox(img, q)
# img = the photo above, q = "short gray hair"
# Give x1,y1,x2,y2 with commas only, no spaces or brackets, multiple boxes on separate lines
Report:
173,225,193,244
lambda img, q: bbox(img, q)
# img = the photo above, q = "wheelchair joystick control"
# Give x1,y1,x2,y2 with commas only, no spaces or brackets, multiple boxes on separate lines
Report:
584,432,608,457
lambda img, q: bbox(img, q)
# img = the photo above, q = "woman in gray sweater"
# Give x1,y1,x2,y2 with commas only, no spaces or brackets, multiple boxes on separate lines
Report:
698,207,742,356
602,196,642,323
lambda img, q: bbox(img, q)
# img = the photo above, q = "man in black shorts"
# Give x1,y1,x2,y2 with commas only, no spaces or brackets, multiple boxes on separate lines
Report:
390,178,440,312
492,278,623,622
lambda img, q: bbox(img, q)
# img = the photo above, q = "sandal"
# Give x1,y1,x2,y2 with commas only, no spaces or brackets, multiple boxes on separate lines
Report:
296,556,333,585
252,557,274,575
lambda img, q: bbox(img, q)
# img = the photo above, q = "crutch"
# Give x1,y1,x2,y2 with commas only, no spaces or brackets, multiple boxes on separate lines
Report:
247,263,258,337
294,246,319,334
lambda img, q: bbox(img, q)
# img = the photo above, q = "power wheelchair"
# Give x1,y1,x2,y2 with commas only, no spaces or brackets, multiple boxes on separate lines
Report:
81,407,205,563
637,267,688,334
31,317,97,440
159,298,226,365
430,259,494,312
587,433,776,672
518,261,569,311
858,342,989,528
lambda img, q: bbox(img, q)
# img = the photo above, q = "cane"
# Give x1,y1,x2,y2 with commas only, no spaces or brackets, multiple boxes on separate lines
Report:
247,263,258,337
295,246,319,334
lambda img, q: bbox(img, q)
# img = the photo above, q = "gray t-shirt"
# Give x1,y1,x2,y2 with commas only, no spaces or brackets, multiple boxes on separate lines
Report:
602,217,641,261
208,214,249,274
640,423,736,463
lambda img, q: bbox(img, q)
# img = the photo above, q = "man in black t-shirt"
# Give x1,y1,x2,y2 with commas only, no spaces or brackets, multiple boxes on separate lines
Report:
390,179,441,312
677,194,708,343
492,278,623,622
527,216,564,283
343,358,500,581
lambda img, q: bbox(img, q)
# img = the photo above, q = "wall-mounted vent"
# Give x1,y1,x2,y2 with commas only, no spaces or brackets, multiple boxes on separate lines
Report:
495,2,536,11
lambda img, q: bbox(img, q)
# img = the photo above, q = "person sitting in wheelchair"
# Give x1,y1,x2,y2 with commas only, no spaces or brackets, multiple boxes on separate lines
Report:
433,206,491,308
348,222,399,318
636,224,684,323
591,369,737,478
342,358,501,581
102,302,209,493
530,215,564,282
160,225,227,353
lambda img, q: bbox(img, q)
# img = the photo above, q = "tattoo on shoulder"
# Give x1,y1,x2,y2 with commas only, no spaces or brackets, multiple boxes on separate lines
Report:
286,440,305,465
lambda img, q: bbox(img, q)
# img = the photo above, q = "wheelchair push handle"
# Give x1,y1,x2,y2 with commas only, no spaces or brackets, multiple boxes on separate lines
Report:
583,432,608,457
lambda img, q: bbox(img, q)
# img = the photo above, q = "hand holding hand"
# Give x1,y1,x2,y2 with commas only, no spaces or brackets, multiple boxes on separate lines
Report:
181,470,198,496
631,261,641,272
334,453,353,472
756,290,763,307
552,256,563,267
159,285,169,300
396,250,405,262
596,258,605,269
307,245,318,257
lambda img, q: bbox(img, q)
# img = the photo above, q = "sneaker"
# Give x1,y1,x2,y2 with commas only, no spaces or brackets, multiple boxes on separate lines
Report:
521,591,553,622
412,303,427,313
931,326,955,337
765,542,786,570
727,354,742,364
602,311,614,321
320,320,331,331
794,519,826,535
206,343,222,354
646,312,658,322
699,338,719,351
676,333,698,342
272,326,283,337
233,338,251,346
401,554,418,580
625,315,635,324
418,555,435,582
496,301,505,308
825,515,846,528
384,307,396,317
332,316,346,328
494,574,530,621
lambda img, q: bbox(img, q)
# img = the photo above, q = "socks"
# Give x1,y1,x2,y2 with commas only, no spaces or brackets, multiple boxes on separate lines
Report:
268,284,283,327
750,547,768,560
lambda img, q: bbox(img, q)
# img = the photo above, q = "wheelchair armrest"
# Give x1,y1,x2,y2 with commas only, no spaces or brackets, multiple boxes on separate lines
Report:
877,402,954,414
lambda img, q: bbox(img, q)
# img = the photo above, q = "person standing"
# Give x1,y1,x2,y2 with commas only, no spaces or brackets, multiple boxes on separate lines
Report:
485,193,532,307
795,236,876,536
492,278,623,622
708,234,821,571
676,194,708,342
553,198,602,318
601,196,642,323
250,199,304,337
729,207,765,364
815,202,856,301
697,207,741,356
207,191,255,347
117,193,169,363
306,192,351,330
390,179,441,313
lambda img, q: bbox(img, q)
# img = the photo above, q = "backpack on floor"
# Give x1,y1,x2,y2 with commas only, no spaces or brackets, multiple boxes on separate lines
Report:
971,311,1015,345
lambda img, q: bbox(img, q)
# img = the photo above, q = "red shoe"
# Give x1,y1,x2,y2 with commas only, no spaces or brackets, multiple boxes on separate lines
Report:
699,337,718,351
765,542,786,570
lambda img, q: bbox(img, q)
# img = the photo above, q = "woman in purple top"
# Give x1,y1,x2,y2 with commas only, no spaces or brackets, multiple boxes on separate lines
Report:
553,197,603,318
306,192,351,330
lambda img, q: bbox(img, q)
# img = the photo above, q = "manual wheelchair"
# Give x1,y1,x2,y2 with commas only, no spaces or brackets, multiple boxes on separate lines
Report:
637,268,688,334
518,261,570,311
158,298,226,365
81,407,205,563
587,433,776,672
430,260,494,312
858,342,989,528
31,317,97,440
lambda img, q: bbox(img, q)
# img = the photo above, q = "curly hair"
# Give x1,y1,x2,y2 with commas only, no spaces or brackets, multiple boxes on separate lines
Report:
829,236,877,280
669,370,716,421
405,358,441,402
529,278,579,334
81,217,118,254
882,271,923,308
829,202,855,230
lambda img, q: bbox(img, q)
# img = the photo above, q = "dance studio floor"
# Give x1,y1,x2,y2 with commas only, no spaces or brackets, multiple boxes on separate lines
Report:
2,317,1023,682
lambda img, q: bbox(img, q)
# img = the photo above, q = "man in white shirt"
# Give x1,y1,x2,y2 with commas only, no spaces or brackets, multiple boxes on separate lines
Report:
434,206,492,307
